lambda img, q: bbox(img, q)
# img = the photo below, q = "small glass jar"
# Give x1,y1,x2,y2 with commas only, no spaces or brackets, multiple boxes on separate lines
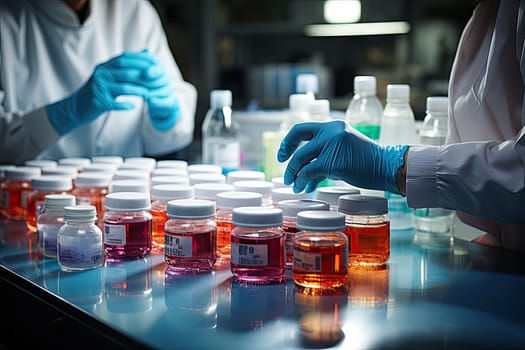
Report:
72,172,113,227
215,191,263,262
103,191,153,261
37,194,76,258
293,210,348,289
57,205,104,271
277,199,330,269
1,166,41,220
230,206,285,283
26,175,74,233
164,199,217,274
150,184,194,253
314,186,360,211
338,194,390,267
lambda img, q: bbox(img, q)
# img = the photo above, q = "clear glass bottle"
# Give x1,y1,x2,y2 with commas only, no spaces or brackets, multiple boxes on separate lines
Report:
379,84,416,230
313,186,360,211
215,191,263,262
345,75,384,140
276,199,330,269
338,194,390,267
1,166,41,221
72,172,113,228
293,211,348,289
103,191,153,261
57,205,104,271
26,175,73,233
230,206,285,283
164,199,217,274
413,96,455,234
201,89,240,174
37,194,76,258
150,184,194,253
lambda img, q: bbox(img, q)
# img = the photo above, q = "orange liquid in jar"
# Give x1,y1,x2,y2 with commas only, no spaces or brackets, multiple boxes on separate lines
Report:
216,218,234,258
2,182,32,221
345,222,390,266
293,233,348,289
150,208,168,253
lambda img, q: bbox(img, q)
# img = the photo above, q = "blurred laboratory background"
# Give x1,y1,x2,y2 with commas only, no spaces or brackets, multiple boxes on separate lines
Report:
148,0,474,157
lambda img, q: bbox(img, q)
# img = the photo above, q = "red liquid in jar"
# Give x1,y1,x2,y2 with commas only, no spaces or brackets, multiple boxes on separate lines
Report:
164,228,217,273
104,216,152,260
282,224,299,268
345,222,390,266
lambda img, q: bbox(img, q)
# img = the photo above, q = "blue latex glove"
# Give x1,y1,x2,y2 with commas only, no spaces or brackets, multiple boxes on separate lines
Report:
46,50,179,135
277,120,409,194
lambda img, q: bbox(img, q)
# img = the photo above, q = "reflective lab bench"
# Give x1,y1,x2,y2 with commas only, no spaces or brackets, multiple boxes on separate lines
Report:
1,218,525,350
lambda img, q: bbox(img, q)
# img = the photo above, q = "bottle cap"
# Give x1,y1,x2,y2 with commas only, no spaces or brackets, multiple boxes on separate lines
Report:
118,162,154,172
189,173,227,186
216,191,263,210
151,176,189,187
4,166,41,180
232,206,283,228
156,160,188,170
152,168,188,177
109,180,149,194
151,184,194,201
187,164,223,175
232,180,273,199
271,176,289,189
386,84,410,102
167,199,216,219
81,163,119,173
58,157,91,168
0,165,16,179
272,187,312,203
289,94,314,113
75,173,113,188
112,170,150,182
354,76,376,95
308,99,330,119
296,74,319,94
91,156,123,165
42,165,78,177
296,210,346,232
194,183,234,200
210,90,232,109
277,199,330,218
25,159,58,168
337,194,388,215
44,194,76,210
63,205,97,223
31,175,73,191
104,192,151,211
314,186,361,207
124,157,157,169
227,170,266,184
426,96,448,114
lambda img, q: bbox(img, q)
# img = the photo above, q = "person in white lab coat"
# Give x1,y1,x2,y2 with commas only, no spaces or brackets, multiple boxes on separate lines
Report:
0,0,197,164
278,1,525,252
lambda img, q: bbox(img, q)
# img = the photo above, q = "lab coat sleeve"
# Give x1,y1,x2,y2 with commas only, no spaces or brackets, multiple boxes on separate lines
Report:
139,1,197,156
0,94,60,164
406,132,525,223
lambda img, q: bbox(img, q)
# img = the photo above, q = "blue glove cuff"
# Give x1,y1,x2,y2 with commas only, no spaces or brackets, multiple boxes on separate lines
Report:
46,93,79,136
381,144,409,195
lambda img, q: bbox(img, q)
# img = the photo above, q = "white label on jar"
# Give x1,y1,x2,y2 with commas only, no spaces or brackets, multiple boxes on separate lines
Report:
165,234,193,258
104,224,126,245
231,242,268,266
58,243,103,268
293,249,322,272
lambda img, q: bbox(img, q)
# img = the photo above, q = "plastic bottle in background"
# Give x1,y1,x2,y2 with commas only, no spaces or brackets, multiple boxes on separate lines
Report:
262,93,314,180
378,84,418,230
201,89,240,174
413,96,455,236
345,75,383,141
296,73,319,100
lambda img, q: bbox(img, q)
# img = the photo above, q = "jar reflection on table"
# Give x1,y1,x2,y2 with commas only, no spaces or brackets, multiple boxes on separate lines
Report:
346,264,390,309
58,267,103,310
103,257,152,313
164,270,218,330
293,286,348,348
217,276,286,333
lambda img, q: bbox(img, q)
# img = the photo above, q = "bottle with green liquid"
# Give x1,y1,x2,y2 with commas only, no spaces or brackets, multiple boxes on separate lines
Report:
345,75,383,140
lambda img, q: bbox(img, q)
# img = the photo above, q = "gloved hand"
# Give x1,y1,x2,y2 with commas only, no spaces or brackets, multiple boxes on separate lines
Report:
46,50,179,135
277,120,409,194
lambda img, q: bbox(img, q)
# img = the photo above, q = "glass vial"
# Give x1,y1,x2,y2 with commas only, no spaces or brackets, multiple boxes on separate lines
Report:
72,172,113,227
230,206,285,283
215,191,263,262
37,194,76,258
164,199,217,274
150,184,194,253
276,199,330,269
1,166,41,221
293,211,348,289
57,205,104,272
345,75,384,140
338,195,390,267
103,192,152,261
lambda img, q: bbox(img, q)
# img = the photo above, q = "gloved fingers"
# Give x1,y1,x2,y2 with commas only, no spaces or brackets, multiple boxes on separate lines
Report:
148,107,179,131
148,93,179,110
148,82,175,100
105,82,151,99
277,122,321,162
305,176,326,193
110,100,137,110
283,141,321,186
292,160,324,193
106,51,158,70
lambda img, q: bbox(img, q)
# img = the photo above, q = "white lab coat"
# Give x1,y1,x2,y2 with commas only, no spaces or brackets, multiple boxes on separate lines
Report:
0,0,196,164
406,0,525,252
